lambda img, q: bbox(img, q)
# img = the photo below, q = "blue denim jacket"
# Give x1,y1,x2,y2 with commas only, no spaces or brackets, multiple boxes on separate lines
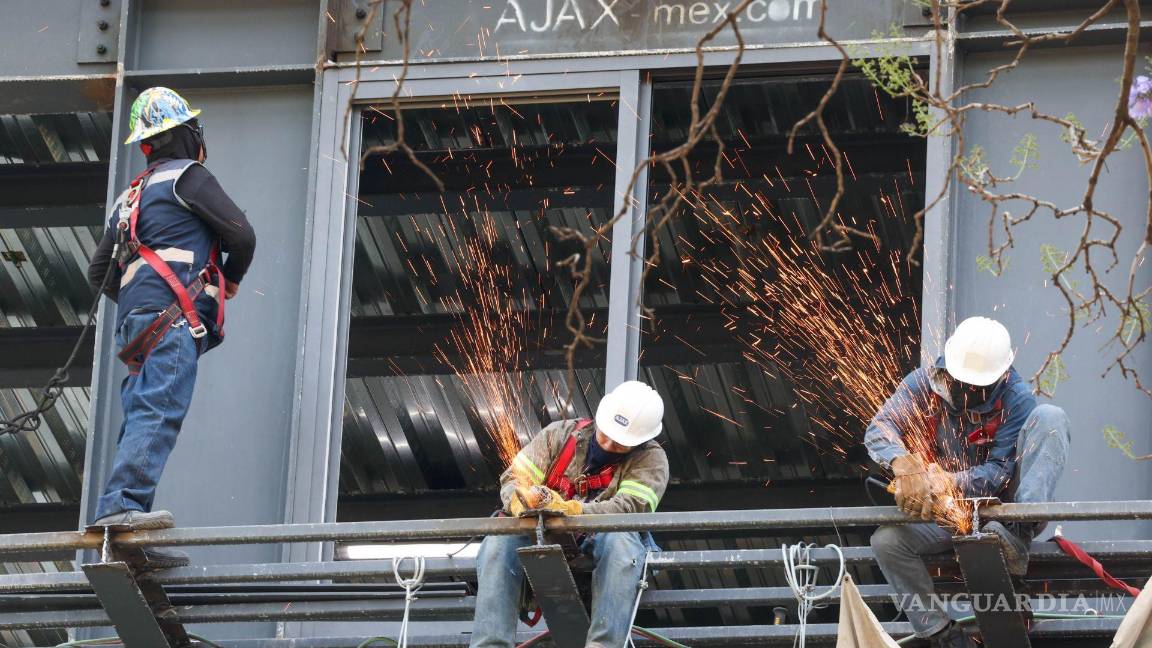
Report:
864,356,1037,498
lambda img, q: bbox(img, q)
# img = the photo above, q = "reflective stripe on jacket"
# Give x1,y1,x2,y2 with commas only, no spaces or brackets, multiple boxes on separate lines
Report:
500,418,670,514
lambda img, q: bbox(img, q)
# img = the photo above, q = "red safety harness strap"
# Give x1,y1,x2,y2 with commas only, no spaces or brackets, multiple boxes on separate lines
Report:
114,164,226,369
544,418,616,500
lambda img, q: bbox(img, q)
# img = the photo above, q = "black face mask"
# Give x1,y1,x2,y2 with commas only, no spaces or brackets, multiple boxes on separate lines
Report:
948,376,999,410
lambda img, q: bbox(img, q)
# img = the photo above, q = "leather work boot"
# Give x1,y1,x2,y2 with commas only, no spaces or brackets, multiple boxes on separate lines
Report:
139,547,191,570
90,510,175,531
981,520,1032,576
929,621,975,648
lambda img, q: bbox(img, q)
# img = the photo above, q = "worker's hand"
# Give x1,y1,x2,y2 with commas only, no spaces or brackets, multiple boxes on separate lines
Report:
925,463,958,519
225,280,240,300
541,496,583,516
891,454,933,520
508,488,529,516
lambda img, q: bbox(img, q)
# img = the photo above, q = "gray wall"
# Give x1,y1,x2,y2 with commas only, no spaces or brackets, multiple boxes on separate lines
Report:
955,44,1152,540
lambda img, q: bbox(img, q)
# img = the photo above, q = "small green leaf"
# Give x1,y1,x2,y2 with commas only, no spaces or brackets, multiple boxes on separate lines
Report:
1037,354,1069,396
1104,425,1152,461
1039,244,1067,275
1010,133,1039,174
1120,300,1151,345
976,254,1008,277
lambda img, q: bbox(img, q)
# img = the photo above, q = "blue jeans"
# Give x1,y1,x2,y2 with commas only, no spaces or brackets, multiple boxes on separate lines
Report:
870,404,1071,637
469,532,650,648
94,309,201,520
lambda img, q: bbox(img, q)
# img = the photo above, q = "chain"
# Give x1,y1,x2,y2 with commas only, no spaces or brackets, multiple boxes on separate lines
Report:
0,242,119,438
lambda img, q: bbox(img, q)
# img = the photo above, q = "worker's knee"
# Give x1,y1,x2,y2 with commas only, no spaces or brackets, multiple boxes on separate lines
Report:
476,534,527,571
592,532,645,564
1027,404,1070,435
870,525,907,556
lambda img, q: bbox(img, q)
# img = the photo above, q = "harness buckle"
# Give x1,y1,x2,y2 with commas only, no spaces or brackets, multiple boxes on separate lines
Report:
188,323,208,339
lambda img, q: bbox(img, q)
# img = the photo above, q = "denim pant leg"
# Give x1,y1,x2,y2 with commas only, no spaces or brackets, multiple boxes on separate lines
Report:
1008,404,1070,504
587,532,648,648
470,534,533,648
95,311,200,520
871,523,955,637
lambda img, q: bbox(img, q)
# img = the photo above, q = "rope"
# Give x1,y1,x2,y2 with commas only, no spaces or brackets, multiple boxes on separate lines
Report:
625,551,653,648
1052,525,1143,597
782,542,846,648
0,253,119,438
392,555,426,648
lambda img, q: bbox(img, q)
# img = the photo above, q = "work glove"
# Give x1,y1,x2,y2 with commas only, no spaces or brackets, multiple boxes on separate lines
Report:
541,493,583,516
925,463,959,519
891,454,933,520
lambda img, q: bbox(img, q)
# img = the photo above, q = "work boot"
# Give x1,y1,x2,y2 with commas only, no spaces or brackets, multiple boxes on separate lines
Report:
981,520,1032,576
90,510,175,531
139,547,190,570
929,621,975,648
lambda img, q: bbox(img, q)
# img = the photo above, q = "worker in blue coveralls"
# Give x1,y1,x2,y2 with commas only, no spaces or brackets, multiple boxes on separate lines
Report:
86,87,256,568
864,316,1070,648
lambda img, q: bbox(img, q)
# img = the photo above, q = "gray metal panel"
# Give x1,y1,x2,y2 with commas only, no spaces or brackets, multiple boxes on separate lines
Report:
0,1,116,78
133,0,318,71
953,45,1152,540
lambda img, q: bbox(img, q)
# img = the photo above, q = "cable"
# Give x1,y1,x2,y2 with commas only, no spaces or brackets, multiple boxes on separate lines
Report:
357,638,399,648
1,248,119,438
393,555,426,648
625,551,653,648
631,626,692,648
782,542,846,648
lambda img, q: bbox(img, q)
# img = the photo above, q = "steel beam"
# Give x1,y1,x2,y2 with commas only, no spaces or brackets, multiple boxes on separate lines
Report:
2,502,1150,556
0,326,94,388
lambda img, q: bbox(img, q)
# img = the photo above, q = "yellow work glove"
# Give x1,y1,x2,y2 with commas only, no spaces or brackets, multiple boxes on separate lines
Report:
891,454,933,520
508,495,526,517
542,495,583,516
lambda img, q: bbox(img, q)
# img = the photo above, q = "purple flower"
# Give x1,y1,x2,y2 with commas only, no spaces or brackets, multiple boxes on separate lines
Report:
1130,75,1152,120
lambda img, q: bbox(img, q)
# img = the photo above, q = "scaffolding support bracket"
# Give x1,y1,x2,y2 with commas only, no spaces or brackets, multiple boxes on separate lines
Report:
517,543,590,648
952,534,1032,648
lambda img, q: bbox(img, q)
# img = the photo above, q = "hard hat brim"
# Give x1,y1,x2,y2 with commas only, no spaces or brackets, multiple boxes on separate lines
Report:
124,108,201,144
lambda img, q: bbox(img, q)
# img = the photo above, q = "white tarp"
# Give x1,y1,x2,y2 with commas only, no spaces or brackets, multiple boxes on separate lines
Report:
1111,576,1152,648
836,574,901,648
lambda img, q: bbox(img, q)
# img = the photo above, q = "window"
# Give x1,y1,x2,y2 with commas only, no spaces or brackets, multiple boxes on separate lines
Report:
339,97,620,510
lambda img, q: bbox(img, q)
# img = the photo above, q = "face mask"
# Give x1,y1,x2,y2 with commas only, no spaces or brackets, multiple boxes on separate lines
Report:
948,377,998,410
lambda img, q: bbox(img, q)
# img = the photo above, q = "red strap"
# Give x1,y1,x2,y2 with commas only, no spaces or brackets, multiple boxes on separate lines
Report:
137,245,205,333
1053,532,1142,597
545,419,596,499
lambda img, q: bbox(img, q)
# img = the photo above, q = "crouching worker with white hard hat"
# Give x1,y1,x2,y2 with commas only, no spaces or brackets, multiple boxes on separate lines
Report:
469,381,669,648
864,317,1070,648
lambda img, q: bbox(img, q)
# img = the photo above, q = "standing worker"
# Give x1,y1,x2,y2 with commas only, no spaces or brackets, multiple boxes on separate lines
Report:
864,316,1070,648
469,380,670,648
86,87,256,567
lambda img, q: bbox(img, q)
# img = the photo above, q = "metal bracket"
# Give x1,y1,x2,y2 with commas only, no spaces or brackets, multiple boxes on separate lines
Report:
82,561,176,647
82,531,193,648
77,0,121,64
330,0,386,55
953,534,1032,648
517,543,591,648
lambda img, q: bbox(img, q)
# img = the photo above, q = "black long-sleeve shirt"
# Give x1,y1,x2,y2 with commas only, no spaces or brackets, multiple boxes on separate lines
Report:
88,162,256,300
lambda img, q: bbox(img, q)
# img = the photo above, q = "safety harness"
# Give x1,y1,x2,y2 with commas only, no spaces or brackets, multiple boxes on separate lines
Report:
925,394,1006,447
114,164,225,374
544,418,617,500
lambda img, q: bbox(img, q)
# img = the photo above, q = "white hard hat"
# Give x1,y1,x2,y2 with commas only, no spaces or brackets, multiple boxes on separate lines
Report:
595,381,664,447
944,316,1015,386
